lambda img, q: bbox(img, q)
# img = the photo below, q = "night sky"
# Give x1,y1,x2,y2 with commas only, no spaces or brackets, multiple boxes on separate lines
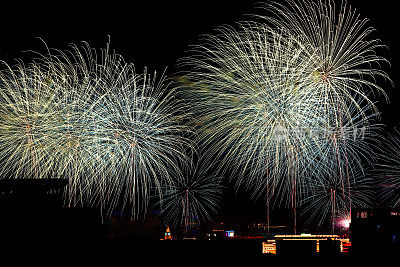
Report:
1,1,398,121
1,0,399,232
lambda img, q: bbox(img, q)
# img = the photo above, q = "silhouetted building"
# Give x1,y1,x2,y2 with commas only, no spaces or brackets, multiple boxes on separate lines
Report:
276,240,316,256
351,208,400,255
319,238,341,256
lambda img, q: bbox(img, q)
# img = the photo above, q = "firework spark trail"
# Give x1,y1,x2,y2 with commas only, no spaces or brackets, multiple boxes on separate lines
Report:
0,42,194,218
376,129,400,208
300,162,374,229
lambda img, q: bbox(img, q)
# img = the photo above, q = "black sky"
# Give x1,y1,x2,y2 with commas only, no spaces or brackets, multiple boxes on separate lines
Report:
0,0,399,231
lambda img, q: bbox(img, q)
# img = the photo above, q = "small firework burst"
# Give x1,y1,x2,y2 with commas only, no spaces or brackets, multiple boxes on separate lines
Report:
157,159,223,231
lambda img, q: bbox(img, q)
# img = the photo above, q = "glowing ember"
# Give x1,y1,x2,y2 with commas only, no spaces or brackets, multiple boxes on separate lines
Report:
341,219,351,228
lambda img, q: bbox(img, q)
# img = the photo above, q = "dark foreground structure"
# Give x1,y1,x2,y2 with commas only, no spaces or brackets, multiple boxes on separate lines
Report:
0,179,105,246
276,240,316,256
106,239,264,257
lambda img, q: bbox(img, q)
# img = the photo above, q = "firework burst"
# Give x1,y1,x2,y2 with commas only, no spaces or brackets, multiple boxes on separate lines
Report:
0,42,193,218
156,159,223,232
0,58,88,181
179,0,388,231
